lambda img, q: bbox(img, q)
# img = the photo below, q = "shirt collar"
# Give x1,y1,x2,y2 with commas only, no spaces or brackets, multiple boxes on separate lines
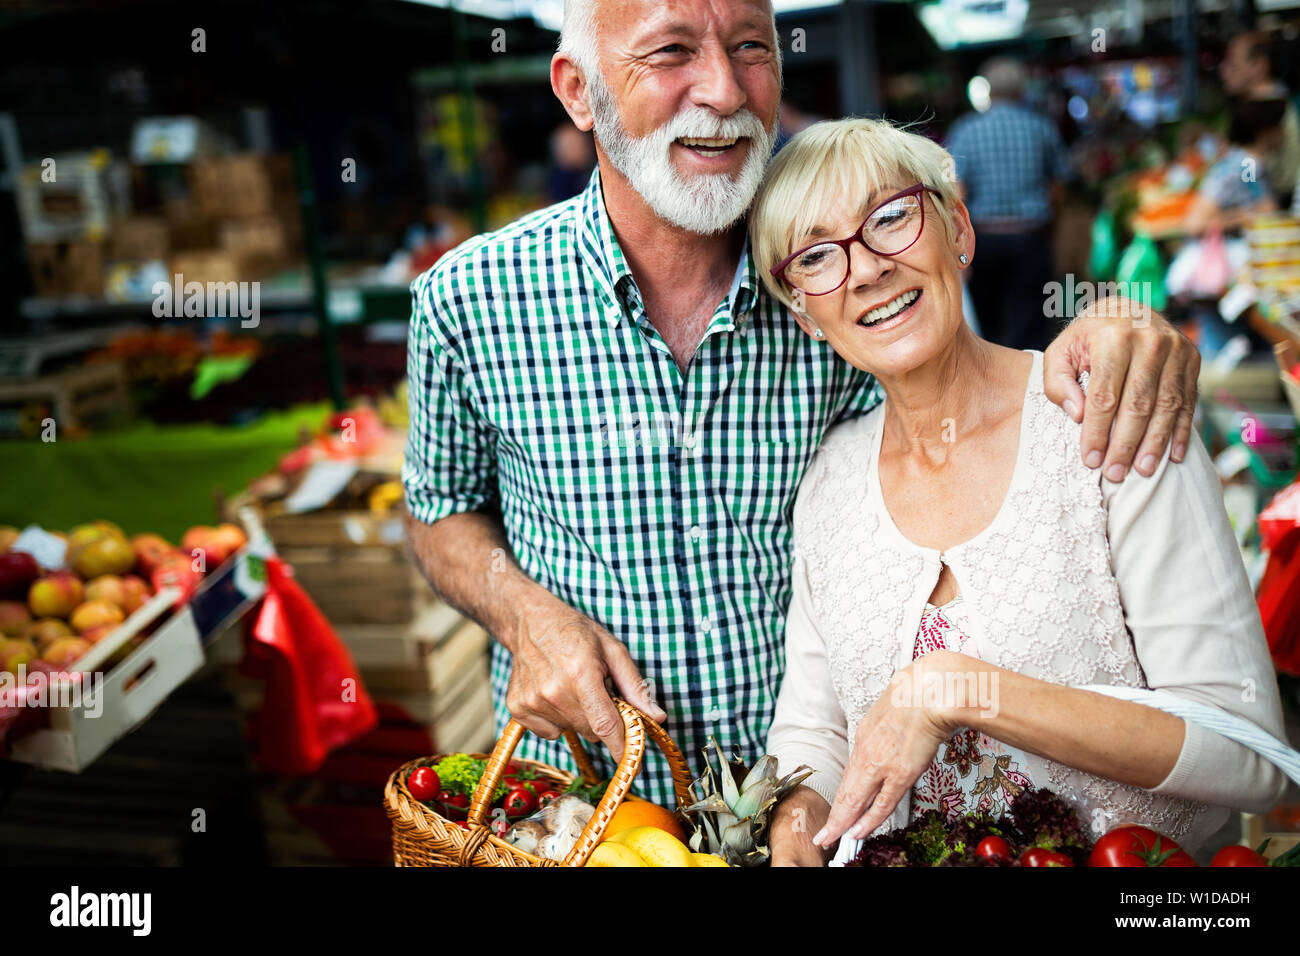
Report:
577,165,760,329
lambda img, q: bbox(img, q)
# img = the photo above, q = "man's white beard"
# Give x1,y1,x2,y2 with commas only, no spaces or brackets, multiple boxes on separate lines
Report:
586,66,776,235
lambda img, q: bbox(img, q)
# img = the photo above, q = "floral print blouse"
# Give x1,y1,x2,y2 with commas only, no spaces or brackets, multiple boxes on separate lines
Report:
910,596,1035,822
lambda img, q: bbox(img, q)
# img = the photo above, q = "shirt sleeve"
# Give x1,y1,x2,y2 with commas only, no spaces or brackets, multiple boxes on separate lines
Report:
1101,432,1290,813
831,370,884,425
766,463,851,808
401,274,500,525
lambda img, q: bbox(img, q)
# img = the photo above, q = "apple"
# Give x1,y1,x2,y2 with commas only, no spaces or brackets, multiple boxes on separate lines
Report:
120,575,152,614
0,600,31,635
69,533,135,578
80,623,118,645
69,600,125,634
66,520,125,551
23,618,73,653
0,550,40,599
85,574,127,606
28,572,85,618
0,637,37,673
0,526,19,553
130,533,173,576
41,636,91,669
181,526,236,568
151,553,202,604
212,522,247,556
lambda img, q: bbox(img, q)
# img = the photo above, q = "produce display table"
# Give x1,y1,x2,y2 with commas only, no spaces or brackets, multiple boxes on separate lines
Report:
0,403,329,540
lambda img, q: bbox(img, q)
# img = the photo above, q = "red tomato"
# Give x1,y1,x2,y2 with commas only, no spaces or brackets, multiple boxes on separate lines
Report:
1089,826,1196,867
1211,845,1268,867
537,789,561,809
1020,848,1074,867
439,790,469,819
504,787,537,817
976,836,1012,862
407,767,440,802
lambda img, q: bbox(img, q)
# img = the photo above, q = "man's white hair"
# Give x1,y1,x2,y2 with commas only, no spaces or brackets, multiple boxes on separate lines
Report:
558,0,782,83
558,0,599,80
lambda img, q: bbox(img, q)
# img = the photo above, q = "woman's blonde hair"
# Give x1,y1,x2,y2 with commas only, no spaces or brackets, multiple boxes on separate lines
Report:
750,117,962,312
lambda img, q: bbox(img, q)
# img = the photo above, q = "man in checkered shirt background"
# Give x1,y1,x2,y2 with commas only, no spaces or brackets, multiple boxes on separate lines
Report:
945,57,1073,352
401,0,1202,814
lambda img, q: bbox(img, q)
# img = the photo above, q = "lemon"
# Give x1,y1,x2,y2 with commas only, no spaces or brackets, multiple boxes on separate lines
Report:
690,852,730,867
613,826,694,867
584,842,647,867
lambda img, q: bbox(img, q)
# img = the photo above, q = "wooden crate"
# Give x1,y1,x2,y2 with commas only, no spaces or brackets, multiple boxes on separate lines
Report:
277,544,431,626
0,359,130,437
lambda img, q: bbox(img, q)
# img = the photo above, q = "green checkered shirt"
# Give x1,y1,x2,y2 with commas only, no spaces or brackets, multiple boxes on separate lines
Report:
404,169,881,807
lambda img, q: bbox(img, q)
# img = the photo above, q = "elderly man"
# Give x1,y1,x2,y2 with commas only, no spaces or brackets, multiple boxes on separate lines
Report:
402,0,1201,814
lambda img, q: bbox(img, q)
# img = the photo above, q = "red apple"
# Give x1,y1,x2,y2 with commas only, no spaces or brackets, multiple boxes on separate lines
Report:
69,600,125,634
181,526,236,569
0,600,31,635
131,533,173,577
151,554,202,604
80,623,118,645
28,572,85,619
0,551,40,599
120,575,152,614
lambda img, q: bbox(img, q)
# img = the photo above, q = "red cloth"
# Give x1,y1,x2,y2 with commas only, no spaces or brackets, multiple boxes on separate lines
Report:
1258,481,1300,675
240,556,378,774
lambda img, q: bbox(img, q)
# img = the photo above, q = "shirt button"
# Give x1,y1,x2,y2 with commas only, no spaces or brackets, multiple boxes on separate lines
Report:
683,432,698,449
689,525,703,540
699,617,712,633
705,707,724,722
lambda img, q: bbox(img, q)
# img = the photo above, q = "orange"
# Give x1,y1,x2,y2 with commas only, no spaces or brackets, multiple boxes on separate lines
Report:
601,799,689,844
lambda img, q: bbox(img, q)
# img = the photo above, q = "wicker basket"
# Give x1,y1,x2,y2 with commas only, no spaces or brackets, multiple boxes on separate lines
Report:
384,697,696,866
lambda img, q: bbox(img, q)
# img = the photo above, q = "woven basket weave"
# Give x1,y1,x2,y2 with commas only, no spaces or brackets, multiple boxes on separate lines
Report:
384,697,695,866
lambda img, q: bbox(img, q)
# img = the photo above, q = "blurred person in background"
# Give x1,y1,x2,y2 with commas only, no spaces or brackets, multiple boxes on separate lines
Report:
945,57,1072,352
1186,97,1284,234
548,122,596,202
1220,30,1299,207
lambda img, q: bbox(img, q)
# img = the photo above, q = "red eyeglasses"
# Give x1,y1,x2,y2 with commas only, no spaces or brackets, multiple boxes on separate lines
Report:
769,183,942,296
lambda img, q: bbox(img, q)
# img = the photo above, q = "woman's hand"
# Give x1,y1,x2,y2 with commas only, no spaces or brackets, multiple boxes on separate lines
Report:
812,652,958,849
1043,303,1200,481
769,785,834,867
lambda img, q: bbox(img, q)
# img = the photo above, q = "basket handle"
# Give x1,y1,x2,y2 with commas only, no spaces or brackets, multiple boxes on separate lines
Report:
466,697,695,866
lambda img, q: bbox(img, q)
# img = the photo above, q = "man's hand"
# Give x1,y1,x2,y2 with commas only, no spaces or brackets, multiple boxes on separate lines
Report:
502,586,666,760
1043,297,1200,481
769,785,834,867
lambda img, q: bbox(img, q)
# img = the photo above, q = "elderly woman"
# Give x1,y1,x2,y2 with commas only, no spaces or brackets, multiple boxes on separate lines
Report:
755,118,1293,866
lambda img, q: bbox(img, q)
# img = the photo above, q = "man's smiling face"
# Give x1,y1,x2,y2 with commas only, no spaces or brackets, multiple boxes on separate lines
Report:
583,0,783,234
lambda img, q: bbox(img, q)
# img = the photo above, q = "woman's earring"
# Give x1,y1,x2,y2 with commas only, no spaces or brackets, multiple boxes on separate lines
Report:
813,328,824,339
959,254,969,265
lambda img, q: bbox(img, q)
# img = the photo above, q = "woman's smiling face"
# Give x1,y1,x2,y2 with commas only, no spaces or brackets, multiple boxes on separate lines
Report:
792,187,975,380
